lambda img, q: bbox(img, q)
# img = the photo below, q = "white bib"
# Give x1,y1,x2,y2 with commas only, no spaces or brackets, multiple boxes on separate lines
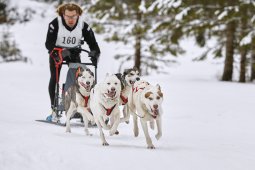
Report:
55,16,83,48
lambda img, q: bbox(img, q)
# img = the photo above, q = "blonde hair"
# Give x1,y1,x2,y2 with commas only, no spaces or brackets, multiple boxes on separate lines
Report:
57,2,83,16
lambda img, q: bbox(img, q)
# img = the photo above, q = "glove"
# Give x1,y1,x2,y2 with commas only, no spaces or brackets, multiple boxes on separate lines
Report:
69,48,82,54
61,49,71,60
89,50,100,66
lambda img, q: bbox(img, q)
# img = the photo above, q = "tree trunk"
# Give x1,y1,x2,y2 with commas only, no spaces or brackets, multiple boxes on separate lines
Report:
134,10,142,73
222,20,235,81
239,48,247,82
251,38,255,81
239,12,247,83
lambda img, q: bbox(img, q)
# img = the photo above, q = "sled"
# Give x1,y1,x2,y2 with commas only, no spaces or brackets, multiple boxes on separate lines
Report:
47,44,97,123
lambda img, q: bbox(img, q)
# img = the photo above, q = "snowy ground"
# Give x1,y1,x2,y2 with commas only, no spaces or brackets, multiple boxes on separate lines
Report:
0,1,255,170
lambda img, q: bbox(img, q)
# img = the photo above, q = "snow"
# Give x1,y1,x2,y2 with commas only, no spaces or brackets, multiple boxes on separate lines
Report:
0,1,255,170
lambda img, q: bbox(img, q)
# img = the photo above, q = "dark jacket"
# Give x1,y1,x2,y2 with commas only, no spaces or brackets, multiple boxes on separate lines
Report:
45,16,100,55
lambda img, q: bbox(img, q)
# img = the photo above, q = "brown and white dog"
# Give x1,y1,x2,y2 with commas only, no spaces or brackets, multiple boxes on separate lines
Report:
128,80,163,149
65,67,95,135
90,74,122,146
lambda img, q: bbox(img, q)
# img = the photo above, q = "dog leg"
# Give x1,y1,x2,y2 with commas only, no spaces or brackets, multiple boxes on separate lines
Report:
95,118,109,146
133,114,139,137
150,120,155,130
77,106,93,136
65,102,75,133
122,105,129,124
81,111,92,136
109,113,120,136
155,117,162,140
120,105,130,124
110,116,119,135
98,116,111,130
140,119,155,149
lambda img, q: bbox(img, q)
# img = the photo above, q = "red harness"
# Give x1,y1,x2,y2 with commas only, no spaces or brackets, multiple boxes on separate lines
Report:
132,87,145,93
103,104,117,116
120,94,128,105
83,96,90,107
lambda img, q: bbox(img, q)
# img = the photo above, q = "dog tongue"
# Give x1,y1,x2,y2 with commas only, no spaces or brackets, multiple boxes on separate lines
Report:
152,109,159,118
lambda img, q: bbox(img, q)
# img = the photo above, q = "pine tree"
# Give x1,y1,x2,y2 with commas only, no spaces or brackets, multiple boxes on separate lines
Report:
0,0,7,23
88,0,181,74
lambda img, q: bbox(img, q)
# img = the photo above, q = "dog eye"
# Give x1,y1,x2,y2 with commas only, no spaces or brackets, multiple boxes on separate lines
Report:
115,82,117,85
107,83,110,85
157,96,160,100
149,97,153,100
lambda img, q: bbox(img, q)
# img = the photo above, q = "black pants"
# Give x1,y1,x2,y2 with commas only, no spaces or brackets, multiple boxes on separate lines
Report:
48,55,81,108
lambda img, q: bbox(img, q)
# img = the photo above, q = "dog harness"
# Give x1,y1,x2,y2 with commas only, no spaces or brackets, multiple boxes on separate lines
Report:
102,104,117,116
120,94,128,105
83,96,90,107
132,87,145,93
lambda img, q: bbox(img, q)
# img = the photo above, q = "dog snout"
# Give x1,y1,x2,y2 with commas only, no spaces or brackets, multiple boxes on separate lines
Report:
153,104,158,110
111,87,116,92
86,81,90,85
136,77,140,81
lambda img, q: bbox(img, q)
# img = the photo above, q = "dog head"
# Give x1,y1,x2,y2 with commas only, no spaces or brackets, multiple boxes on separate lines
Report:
123,67,140,86
142,84,163,119
101,74,121,100
133,79,150,91
76,67,95,92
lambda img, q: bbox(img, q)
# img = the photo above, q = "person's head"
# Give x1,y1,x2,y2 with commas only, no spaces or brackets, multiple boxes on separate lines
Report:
57,2,83,28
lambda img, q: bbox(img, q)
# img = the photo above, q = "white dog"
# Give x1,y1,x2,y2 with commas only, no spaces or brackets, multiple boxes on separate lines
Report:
128,80,163,149
65,67,95,135
90,74,122,146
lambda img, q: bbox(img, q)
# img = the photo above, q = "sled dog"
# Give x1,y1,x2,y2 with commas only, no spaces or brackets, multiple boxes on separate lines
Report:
65,67,95,135
90,74,122,146
128,80,163,149
116,67,140,123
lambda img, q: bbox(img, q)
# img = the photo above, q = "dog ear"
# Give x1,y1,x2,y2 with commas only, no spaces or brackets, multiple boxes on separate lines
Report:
123,69,129,76
75,67,82,79
156,84,163,97
86,68,94,77
156,84,161,91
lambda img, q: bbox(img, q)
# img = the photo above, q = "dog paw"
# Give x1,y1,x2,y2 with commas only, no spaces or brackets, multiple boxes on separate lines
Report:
134,130,139,137
109,130,115,136
90,121,96,126
147,145,155,149
115,130,119,135
106,125,111,130
102,142,109,146
85,130,93,136
155,133,162,140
